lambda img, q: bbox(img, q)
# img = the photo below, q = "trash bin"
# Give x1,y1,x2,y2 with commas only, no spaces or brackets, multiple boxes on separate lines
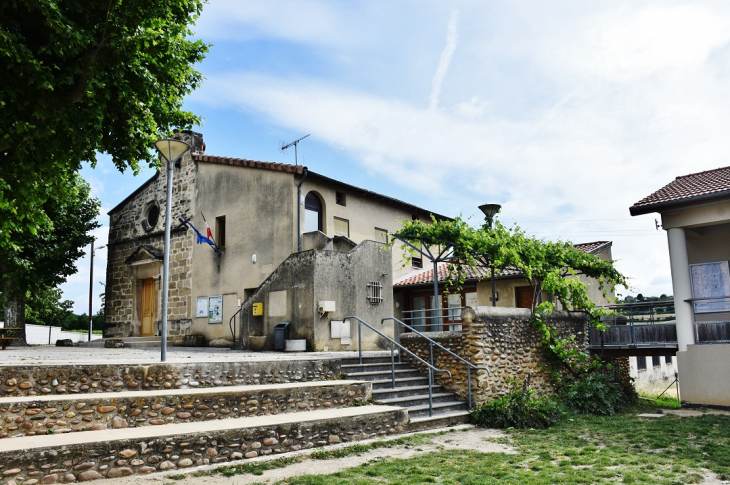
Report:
274,321,290,351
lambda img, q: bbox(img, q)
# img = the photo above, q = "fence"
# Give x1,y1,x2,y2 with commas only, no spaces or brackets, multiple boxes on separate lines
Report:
0,323,102,345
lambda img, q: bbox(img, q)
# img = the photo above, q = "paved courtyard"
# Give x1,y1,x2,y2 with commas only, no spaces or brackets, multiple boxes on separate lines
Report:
0,344,390,366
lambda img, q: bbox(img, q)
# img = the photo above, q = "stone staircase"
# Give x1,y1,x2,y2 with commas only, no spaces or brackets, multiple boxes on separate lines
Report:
341,356,471,430
0,360,407,484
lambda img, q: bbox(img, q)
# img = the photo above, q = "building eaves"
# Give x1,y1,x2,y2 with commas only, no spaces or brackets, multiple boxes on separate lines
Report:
394,241,611,287
306,170,451,221
630,165,730,216
195,154,450,221
108,172,160,215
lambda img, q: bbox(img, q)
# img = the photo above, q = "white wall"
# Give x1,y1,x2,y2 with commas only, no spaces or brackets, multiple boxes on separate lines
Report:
21,324,103,345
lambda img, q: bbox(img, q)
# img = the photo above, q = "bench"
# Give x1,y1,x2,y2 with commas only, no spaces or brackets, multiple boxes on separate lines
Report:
0,328,21,350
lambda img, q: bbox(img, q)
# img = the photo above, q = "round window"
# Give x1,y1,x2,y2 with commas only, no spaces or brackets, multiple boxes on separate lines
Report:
143,202,160,231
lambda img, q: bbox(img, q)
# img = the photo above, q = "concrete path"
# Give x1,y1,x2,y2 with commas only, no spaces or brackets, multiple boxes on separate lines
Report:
0,345,390,366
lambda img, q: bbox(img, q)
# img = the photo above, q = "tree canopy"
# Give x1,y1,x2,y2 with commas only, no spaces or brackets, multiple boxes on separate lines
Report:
1,173,100,341
0,0,209,252
389,216,628,325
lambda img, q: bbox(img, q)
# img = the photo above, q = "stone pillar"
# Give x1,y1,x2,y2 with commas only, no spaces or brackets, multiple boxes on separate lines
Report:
667,227,695,351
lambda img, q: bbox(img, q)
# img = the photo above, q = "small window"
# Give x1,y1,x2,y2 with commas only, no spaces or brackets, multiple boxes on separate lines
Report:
411,256,423,268
637,356,647,371
652,356,661,367
305,192,323,233
412,214,419,221
142,202,160,232
664,355,672,365
334,217,349,237
375,227,388,244
216,215,226,248
336,191,346,206
367,281,383,304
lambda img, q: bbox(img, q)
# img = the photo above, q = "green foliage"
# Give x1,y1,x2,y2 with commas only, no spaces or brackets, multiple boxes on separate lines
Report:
0,0,208,254
559,371,638,415
471,381,563,429
25,287,73,328
1,174,99,332
390,216,627,328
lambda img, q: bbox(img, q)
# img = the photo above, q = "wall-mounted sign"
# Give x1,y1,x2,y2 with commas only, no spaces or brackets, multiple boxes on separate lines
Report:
196,295,223,323
690,261,730,313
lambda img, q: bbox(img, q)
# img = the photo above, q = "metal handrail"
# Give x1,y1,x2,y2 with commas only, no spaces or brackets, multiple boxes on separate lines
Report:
384,316,489,409
345,315,451,417
228,305,245,349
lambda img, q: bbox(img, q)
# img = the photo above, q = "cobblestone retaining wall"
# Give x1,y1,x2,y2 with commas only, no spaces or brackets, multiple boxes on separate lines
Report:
0,360,340,397
0,382,368,439
400,306,588,404
0,409,407,484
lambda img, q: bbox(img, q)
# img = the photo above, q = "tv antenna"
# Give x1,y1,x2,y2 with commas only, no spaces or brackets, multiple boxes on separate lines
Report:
280,134,310,166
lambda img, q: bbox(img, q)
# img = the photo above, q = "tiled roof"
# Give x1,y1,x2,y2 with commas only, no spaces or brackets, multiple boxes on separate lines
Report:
630,166,730,215
394,241,611,287
194,155,305,174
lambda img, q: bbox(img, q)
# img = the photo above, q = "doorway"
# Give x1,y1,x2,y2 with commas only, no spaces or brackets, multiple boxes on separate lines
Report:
141,278,156,336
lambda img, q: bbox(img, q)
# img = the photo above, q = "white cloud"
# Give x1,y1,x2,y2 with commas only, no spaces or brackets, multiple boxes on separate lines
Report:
429,10,459,110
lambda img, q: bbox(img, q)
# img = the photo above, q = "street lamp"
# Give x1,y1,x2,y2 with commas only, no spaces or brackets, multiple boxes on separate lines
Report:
88,240,106,343
479,203,501,307
154,138,191,362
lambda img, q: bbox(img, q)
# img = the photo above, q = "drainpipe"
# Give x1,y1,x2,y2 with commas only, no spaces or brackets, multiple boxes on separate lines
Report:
297,168,309,252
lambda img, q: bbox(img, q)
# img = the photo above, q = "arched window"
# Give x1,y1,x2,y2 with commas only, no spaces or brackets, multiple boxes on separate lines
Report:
304,192,323,233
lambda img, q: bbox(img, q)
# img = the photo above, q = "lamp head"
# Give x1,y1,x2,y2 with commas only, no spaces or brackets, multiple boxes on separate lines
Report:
479,203,501,219
154,139,191,166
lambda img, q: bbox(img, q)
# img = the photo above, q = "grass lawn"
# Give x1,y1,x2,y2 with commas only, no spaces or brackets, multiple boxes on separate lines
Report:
259,406,730,485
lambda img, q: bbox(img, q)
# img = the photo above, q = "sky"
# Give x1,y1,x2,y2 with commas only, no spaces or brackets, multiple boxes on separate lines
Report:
65,0,730,315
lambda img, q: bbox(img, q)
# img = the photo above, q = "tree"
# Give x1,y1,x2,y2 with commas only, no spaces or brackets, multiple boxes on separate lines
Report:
25,286,74,329
0,0,208,254
390,216,627,322
0,173,100,344
389,216,628,377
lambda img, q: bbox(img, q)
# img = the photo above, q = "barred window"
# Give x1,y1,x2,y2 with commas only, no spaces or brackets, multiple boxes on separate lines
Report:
367,281,383,304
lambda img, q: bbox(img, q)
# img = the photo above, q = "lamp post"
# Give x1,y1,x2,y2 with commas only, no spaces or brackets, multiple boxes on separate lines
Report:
154,138,191,362
88,240,106,342
479,203,501,307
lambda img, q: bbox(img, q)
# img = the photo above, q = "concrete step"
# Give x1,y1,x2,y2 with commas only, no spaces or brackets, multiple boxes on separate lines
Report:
78,337,162,348
0,380,370,440
374,392,457,407
341,368,423,381
0,405,408,483
341,362,412,373
370,376,431,389
372,385,446,400
341,356,401,366
407,400,469,418
408,410,472,431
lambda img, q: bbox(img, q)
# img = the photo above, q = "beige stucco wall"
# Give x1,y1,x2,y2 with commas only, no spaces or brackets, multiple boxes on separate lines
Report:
301,177,434,281
676,344,730,407
661,200,730,230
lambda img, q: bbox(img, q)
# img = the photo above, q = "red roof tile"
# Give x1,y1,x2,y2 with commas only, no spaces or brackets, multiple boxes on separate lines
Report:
194,155,305,174
630,166,730,215
394,241,611,287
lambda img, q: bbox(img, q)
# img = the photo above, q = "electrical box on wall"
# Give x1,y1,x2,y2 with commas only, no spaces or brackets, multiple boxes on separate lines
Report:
252,303,263,316
318,301,336,313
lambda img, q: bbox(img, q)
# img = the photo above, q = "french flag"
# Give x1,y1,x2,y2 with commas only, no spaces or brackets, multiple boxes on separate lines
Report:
180,215,216,247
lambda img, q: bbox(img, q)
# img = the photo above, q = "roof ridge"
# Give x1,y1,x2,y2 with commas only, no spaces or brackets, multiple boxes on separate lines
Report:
674,165,730,181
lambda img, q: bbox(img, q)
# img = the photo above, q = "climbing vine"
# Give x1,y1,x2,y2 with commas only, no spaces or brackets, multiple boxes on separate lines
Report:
389,215,629,377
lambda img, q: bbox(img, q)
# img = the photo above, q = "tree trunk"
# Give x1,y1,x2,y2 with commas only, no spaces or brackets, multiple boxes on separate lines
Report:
1,277,28,346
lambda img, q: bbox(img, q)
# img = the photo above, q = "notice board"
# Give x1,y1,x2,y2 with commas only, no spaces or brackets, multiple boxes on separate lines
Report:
690,261,730,313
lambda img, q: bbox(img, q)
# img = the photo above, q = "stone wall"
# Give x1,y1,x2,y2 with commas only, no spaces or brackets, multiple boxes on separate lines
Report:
0,382,368,439
104,130,200,338
400,306,588,404
0,408,407,484
0,360,340,397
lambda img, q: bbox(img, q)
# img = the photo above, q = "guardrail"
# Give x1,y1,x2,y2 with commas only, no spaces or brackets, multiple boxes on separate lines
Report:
345,315,451,417
383,316,489,409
